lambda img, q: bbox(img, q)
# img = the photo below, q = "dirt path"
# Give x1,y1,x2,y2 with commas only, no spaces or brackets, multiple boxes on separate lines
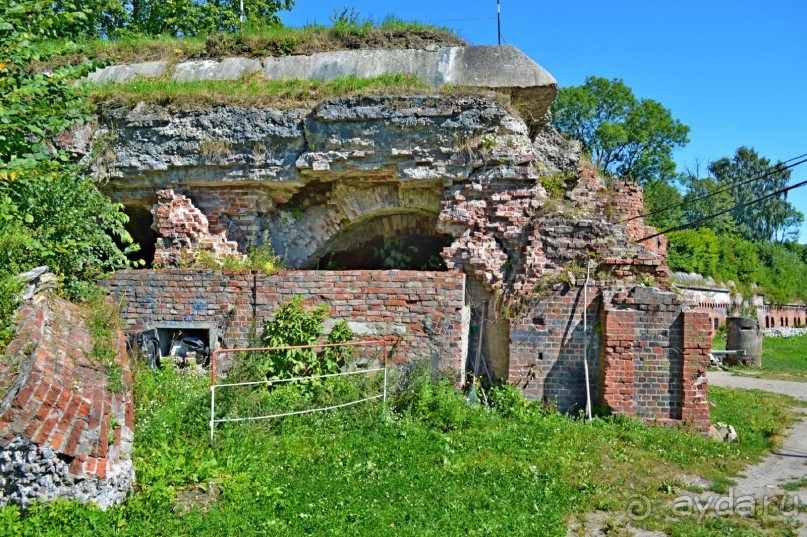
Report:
568,371,807,536
708,370,807,400
704,370,807,535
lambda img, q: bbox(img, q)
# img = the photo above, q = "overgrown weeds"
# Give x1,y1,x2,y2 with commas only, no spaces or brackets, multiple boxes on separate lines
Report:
85,73,446,110
80,292,125,392
177,236,285,272
0,275,23,353
0,356,800,535
37,19,465,71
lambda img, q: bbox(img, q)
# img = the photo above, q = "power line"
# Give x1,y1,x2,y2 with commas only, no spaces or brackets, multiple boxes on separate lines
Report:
637,177,807,242
622,152,807,224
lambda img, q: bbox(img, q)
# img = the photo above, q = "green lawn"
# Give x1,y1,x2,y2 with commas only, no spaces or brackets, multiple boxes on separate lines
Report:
716,333,807,382
0,365,800,537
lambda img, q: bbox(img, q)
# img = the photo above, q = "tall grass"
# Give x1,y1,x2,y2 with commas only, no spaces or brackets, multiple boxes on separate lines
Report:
38,19,466,71
0,357,799,536
85,73,438,110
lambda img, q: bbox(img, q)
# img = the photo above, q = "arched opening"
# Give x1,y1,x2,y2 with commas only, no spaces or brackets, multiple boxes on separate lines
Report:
310,214,452,271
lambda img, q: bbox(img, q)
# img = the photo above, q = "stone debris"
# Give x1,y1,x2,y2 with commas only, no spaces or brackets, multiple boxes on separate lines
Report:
15,266,58,302
764,327,807,338
709,422,739,443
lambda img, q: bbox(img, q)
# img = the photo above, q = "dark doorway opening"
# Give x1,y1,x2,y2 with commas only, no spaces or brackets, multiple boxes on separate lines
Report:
321,234,450,271
122,205,158,266
312,214,451,271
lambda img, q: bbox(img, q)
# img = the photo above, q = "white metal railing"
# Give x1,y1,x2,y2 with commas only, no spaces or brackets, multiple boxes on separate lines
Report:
208,341,389,445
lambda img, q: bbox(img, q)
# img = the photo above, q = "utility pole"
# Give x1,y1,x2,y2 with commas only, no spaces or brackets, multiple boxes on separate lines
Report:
240,0,245,32
497,0,502,45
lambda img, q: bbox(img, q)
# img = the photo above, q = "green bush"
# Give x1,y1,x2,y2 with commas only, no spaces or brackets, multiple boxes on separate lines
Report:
255,295,354,380
667,227,807,303
1,2,135,305
487,384,533,419
0,165,136,298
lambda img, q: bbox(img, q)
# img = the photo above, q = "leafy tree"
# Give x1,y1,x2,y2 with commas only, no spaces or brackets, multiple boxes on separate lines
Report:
666,227,807,303
40,0,296,39
709,147,803,243
643,179,684,230
551,76,689,183
667,228,721,277
0,1,135,300
754,241,807,303
0,1,92,169
678,174,736,236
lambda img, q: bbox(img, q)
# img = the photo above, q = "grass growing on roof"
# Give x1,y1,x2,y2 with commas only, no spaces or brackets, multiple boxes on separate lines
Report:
37,17,466,71
84,73,439,110
0,358,801,536
82,74,508,111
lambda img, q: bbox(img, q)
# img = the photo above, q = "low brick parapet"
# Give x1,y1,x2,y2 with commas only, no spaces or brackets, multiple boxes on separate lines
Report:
106,269,468,373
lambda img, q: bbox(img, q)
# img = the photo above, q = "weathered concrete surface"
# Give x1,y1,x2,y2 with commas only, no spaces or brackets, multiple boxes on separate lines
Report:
86,45,558,126
172,57,262,82
86,61,167,84
86,95,552,267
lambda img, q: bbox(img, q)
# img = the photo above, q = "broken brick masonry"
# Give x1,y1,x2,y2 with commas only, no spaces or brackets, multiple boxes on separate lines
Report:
0,270,134,508
0,48,712,510
93,94,710,434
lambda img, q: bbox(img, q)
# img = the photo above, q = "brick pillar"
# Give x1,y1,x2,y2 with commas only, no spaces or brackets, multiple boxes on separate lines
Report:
598,308,636,415
681,311,712,434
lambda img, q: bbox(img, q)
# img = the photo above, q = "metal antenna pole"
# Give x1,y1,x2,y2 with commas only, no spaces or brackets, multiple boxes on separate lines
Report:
240,0,245,32
497,0,502,45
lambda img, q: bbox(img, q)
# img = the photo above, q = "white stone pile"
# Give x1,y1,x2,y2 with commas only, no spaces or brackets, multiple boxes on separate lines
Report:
764,327,807,338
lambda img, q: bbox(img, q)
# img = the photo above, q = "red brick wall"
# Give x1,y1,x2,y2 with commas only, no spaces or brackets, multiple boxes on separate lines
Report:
608,181,668,258
506,284,711,433
761,304,807,329
106,269,467,373
598,287,711,433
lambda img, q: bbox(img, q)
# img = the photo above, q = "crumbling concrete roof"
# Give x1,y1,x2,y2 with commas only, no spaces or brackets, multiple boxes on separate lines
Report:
87,45,558,128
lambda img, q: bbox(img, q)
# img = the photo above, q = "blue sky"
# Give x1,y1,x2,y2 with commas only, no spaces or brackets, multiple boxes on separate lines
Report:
281,1,807,242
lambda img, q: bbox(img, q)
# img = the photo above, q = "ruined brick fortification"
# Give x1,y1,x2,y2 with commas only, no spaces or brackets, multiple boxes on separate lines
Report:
54,52,712,432
672,273,807,335
0,44,716,513
599,288,710,430
0,274,134,508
